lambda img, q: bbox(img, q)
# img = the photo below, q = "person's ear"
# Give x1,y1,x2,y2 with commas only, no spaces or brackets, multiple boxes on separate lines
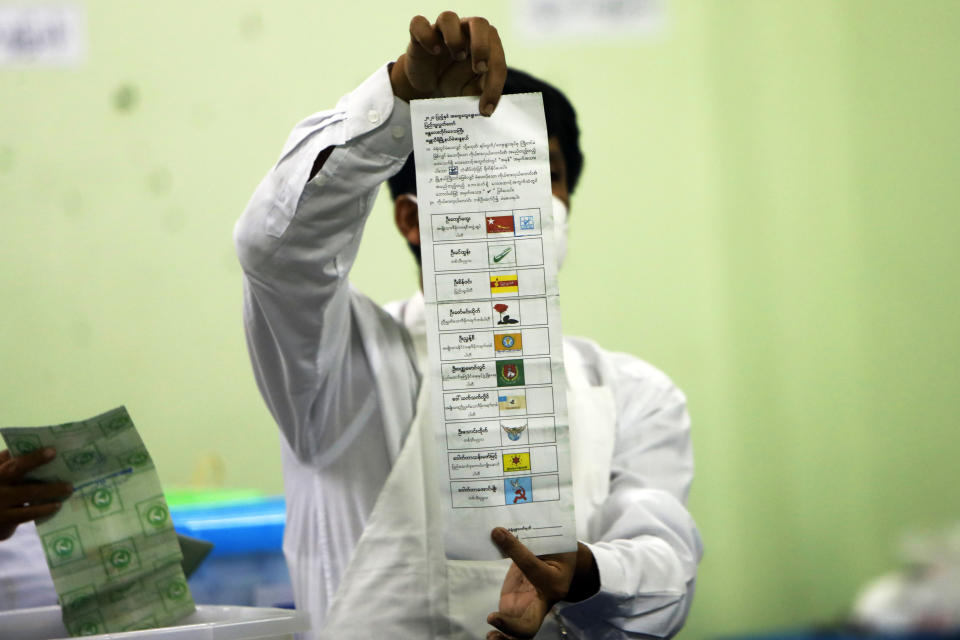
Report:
394,194,420,246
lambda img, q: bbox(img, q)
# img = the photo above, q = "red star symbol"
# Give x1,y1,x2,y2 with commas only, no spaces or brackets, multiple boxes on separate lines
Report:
512,456,521,465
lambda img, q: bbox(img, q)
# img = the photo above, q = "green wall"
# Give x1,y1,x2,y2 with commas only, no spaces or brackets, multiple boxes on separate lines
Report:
2,1,958,637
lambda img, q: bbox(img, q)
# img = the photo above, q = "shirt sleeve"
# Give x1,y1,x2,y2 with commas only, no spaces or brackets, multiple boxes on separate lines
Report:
234,64,413,460
556,346,703,639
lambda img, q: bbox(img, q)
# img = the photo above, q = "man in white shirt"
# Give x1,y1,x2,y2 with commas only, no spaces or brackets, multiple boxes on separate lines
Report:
235,11,701,639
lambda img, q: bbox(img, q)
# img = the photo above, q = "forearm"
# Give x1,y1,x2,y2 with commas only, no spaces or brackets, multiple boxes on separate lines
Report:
559,492,701,638
557,344,703,638
234,65,412,454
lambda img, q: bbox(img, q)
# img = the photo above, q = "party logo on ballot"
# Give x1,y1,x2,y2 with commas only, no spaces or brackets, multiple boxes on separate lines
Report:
503,452,531,473
507,477,532,504
497,360,525,387
494,332,523,353
486,215,515,235
498,392,526,411
490,274,519,295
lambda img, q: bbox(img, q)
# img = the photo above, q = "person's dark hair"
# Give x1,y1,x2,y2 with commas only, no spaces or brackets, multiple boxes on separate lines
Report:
387,68,583,200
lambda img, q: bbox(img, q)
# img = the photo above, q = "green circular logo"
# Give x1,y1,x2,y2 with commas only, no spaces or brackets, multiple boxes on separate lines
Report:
70,593,94,609
110,548,132,569
13,439,38,455
78,621,100,635
91,488,113,510
70,450,96,467
53,536,75,558
146,504,168,526
165,580,187,600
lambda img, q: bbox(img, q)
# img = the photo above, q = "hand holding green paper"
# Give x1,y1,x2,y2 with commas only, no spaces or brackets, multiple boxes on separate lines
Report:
0,447,74,541
1,407,195,636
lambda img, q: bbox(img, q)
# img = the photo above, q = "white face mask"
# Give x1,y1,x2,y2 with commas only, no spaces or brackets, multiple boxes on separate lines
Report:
552,195,569,271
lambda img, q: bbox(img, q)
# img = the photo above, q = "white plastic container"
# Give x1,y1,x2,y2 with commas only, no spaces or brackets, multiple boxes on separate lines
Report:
0,605,309,640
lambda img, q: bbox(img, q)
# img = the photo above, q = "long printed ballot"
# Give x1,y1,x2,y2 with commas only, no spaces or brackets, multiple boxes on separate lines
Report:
412,94,576,560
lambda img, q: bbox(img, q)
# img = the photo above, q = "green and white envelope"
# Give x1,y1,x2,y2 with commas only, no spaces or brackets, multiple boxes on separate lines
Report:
1,407,196,635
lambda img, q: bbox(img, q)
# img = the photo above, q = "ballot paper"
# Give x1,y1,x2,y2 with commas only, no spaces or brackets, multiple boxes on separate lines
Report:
411,94,577,560
1,407,195,635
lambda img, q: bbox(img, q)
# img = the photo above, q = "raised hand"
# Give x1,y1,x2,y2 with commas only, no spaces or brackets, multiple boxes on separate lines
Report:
486,527,600,639
390,12,506,116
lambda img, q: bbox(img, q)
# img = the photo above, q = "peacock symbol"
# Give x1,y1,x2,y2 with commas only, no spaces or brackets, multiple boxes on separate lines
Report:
501,422,527,441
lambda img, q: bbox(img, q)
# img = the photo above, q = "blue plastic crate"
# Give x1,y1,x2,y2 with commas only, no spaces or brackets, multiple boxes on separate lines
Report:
170,496,286,557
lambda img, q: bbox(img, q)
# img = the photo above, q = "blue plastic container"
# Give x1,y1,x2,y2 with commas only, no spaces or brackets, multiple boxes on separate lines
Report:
171,496,286,557
170,497,293,608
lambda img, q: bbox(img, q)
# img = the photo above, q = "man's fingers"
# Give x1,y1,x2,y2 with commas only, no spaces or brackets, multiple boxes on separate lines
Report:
461,76,485,99
486,629,512,640
436,11,467,61
0,450,11,465
0,481,73,508
409,15,441,57
0,502,63,526
491,528,552,587
466,17,492,74
487,611,539,639
437,63,480,99
0,447,57,481
479,27,506,116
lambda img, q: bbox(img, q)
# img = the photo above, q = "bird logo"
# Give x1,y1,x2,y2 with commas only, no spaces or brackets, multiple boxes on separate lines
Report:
501,422,527,441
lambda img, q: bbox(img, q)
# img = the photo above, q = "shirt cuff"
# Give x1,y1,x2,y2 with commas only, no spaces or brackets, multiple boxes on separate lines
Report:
341,64,413,160
555,542,687,637
554,542,623,618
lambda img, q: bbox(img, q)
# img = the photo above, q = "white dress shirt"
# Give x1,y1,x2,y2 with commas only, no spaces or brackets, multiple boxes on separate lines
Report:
235,64,702,637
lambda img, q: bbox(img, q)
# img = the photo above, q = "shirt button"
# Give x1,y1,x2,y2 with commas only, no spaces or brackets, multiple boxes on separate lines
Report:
367,110,380,124
391,125,406,140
